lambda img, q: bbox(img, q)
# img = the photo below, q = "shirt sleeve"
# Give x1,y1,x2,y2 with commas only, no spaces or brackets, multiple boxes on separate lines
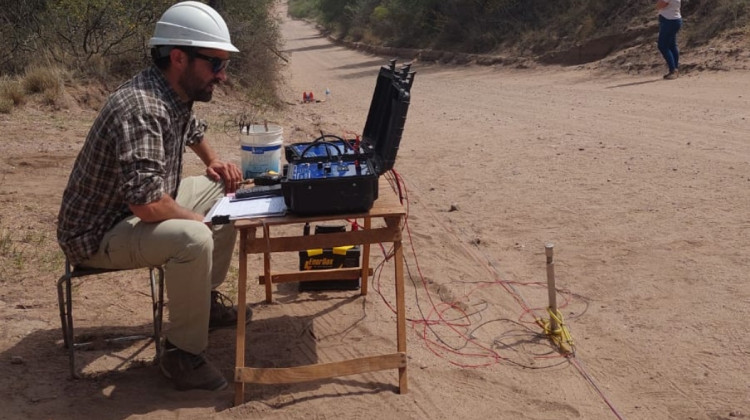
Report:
185,116,207,146
117,111,167,206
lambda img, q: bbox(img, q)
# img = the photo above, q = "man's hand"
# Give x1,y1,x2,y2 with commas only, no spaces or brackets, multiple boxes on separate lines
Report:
188,138,243,193
206,159,243,193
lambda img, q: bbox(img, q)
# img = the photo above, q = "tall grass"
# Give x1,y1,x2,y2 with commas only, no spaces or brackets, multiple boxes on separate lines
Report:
0,66,72,111
0,79,25,105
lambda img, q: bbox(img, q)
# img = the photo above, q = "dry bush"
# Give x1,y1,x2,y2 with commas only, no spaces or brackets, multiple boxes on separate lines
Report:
41,87,64,108
223,0,284,108
0,97,13,114
684,0,750,45
21,66,71,108
0,78,26,106
22,67,63,94
35,0,169,73
2,2,284,108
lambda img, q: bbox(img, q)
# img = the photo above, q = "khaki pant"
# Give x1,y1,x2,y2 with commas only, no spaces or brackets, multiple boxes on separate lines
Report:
81,176,236,354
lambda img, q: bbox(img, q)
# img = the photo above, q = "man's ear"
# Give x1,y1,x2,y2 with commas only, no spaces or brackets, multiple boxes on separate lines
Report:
169,48,189,70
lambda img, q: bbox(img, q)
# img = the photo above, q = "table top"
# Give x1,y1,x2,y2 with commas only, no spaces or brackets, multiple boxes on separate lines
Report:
234,177,406,229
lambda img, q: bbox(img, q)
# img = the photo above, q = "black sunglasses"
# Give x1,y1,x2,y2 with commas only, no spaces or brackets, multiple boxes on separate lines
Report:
192,51,230,74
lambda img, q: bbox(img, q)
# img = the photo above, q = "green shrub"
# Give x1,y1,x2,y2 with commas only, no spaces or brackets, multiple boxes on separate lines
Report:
290,0,750,56
288,0,319,18
372,5,389,21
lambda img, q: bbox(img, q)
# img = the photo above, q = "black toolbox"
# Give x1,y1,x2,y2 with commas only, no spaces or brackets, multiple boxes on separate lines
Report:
281,60,415,215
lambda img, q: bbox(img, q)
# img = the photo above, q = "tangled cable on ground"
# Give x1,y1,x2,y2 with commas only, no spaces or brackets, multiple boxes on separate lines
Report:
374,169,624,419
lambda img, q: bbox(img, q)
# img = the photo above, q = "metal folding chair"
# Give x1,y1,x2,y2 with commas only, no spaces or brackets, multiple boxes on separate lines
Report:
56,258,164,378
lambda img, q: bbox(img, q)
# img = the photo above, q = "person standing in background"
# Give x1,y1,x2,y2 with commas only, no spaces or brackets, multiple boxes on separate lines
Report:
657,0,682,80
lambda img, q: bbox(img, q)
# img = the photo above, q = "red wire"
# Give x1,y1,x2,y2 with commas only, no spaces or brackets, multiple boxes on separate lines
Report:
381,170,622,417
388,170,513,367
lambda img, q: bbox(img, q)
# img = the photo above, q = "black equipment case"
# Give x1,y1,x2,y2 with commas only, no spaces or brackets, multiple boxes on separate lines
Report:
281,60,415,215
284,135,370,163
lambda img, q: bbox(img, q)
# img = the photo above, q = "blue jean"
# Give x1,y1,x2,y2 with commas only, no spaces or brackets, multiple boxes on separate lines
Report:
658,15,682,72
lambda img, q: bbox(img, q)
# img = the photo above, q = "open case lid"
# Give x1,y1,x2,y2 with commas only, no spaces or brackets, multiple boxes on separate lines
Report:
361,59,416,175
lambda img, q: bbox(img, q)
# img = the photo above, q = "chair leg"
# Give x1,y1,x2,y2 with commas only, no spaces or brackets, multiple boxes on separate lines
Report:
56,272,78,378
56,274,70,349
150,267,165,362
57,262,164,378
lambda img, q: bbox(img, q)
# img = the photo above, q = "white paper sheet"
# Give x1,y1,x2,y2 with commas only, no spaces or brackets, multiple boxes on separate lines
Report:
203,195,286,223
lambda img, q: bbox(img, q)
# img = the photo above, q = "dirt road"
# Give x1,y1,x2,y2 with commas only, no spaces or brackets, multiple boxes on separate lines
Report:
2,4,749,420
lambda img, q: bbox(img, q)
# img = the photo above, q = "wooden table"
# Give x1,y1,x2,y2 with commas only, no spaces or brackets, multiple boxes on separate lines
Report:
232,178,408,405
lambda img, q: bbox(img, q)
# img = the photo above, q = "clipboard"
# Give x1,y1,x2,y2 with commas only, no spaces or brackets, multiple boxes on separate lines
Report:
204,195,286,224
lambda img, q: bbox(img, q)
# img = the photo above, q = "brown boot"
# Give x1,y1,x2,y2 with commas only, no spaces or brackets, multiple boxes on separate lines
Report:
663,69,679,80
159,342,228,391
209,290,252,330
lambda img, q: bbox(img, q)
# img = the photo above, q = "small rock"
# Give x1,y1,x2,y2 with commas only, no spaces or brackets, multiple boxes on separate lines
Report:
102,385,116,398
448,203,459,212
10,356,25,365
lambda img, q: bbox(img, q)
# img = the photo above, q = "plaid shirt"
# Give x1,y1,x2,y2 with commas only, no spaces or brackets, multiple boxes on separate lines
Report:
57,66,206,265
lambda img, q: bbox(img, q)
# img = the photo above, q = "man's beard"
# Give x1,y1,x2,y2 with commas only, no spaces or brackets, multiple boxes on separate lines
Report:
179,72,216,102
192,83,214,102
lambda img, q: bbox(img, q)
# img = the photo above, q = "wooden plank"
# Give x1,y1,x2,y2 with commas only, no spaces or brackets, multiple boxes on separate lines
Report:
245,226,400,254
259,267,373,284
263,223,273,303
234,230,249,405
361,217,371,295
233,202,405,228
235,353,407,384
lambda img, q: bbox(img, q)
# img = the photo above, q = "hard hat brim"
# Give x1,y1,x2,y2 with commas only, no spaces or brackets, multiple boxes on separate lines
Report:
148,37,239,53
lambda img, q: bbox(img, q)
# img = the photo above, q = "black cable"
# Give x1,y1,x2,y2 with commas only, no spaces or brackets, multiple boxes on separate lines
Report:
314,133,357,153
300,139,343,158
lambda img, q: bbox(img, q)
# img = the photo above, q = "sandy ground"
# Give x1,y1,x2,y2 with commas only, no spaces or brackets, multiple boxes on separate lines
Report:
2,3,750,420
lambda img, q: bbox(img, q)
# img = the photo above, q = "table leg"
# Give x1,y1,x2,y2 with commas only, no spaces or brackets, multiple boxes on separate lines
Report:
262,223,273,303
360,217,371,295
234,229,248,405
394,237,407,393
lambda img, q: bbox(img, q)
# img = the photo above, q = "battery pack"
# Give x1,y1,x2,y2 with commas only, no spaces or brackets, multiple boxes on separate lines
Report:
298,224,361,291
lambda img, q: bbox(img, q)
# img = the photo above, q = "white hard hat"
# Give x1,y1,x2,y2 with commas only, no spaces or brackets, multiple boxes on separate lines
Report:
149,1,239,52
